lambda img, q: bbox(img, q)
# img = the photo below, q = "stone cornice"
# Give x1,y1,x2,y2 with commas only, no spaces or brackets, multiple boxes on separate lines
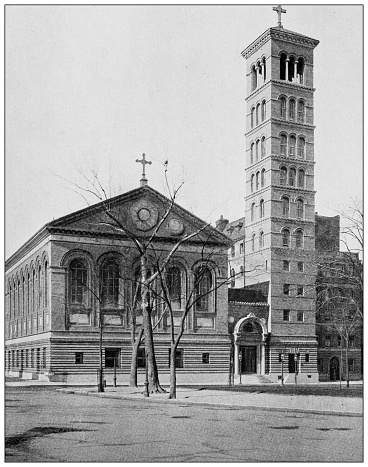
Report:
241,27,319,60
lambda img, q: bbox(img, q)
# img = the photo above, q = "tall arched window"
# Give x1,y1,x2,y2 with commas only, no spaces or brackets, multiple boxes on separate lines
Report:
251,107,255,128
280,96,286,118
44,262,48,307
280,166,287,185
289,99,296,120
261,137,265,158
22,276,25,315
70,259,87,305
297,138,305,159
38,265,42,309
296,199,304,219
282,228,291,247
255,140,259,161
250,143,254,164
282,196,290,217
251,233,256,252
259,231,264,249
289,136,296,158
298,169,305,188
297,57,305,84
261,168,265,187
259,199,265,218
27,272,30,315
194,267,212,312
251,202,255,222
280,134,287,156
298,100,305,122
280,53,287,80
295,229,304,248
289,167,296,186
256,171,260,190
256,103,260,126
250,174,254,193
261,100,266,121
251,66,257,91
32,270,36,312
102,260,119,307
167,266,182,310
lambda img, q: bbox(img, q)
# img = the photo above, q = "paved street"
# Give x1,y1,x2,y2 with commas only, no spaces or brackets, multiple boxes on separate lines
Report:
6,387,363,462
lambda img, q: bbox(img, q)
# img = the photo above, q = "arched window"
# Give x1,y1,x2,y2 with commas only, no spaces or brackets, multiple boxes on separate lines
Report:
251,66,257,91
102,260,119,307
297,138,305,159
17,279,20,316
255,140,259,161
44,262,48,307
280,53,287,80
259,231,264,249
280,166,287,185
251,202,255,222
289,167,296,186
22,276,25,315
295,229,304,248
27,272,30,315
259,199,265,218
282,196,290,217
261,168,266,187
70,259,87,305
251,233,256,252
32,270,36,312
256,171,260,190
250,143,254,164
279,96,286,118
282,228,291,247
298,100,305,122
289,99,296,120
261,137,266,159
194,267,212,312
167,266,182,310
38,265,42,309
251,107,255,128
261,100,266,121
298,169,305,188
250,174,254,193
262,57,266,81
256,103,260,126
280,134,287,156
296,199,304,219
289,135,296,158
297,57,305,84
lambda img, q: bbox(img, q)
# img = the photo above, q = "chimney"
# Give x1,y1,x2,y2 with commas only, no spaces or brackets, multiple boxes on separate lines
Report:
215,215,229,232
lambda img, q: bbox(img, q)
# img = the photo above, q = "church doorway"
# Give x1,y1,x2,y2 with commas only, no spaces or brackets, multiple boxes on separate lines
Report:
330,357,340,381
241,346,257,373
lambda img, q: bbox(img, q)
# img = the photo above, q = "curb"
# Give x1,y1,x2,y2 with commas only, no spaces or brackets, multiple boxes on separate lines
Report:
57,389,362,418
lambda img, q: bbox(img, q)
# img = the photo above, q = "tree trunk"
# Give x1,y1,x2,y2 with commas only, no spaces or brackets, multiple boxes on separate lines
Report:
169,343,177,399
129,327,144,387
345,341,350,388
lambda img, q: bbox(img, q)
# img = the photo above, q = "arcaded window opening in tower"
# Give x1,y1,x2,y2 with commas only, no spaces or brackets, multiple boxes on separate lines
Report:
251,202,255,222
297,137,305,159
289,99,296,120
282,196,290,217
251,107,255,128
289,135,296,158
259,199,265,218
251,233,256,252
280,166,287,185
251,174,254,192
280,53,287,80
297,57,305,84
256,171,260,190
298,100,305,122
298,169,305,188
261,137,266,158
259,231,264,249
262,57,266,81
288,56,296,82
256,103,260,126
255,140,259,161
289,167,296,186
261,168,265,187
250,143,254,164
295,229,304,248
280,134,287,156
261,100,266,121
251,65,257,91
282,228,291,247
279,96,286,118
297,198,304,219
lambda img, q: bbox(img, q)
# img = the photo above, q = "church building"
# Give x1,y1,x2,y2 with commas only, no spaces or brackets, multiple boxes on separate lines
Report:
5,173,231,384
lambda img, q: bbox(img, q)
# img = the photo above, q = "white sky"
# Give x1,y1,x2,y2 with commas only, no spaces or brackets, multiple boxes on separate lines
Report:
5,4,363,259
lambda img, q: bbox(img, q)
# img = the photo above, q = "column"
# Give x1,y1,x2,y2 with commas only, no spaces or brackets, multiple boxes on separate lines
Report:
261,344,265,375
234,340,239,375
285,58,289,81
294,60,298,83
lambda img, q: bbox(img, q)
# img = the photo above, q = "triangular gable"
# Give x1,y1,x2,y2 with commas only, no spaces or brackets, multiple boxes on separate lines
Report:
48,185,231,246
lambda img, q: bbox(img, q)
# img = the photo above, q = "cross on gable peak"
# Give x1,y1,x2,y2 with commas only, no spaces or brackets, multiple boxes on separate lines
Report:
136,153,152,187
273,4,287,28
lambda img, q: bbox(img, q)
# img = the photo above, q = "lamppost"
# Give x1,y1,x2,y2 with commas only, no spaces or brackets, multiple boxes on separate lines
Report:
239,351,243,385
281,352,284,386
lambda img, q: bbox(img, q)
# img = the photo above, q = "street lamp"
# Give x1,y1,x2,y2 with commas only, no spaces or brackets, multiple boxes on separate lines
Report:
238,352,243,385
144,352,149,397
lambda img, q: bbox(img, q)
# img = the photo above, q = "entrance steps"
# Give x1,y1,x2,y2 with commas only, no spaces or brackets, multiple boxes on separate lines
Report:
235,374,274,385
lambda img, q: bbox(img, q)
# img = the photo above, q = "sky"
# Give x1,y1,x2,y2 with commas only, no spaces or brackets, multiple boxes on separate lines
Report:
5,4,363,259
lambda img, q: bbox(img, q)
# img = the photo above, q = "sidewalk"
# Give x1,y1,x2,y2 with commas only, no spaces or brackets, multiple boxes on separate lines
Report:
56,385,363,417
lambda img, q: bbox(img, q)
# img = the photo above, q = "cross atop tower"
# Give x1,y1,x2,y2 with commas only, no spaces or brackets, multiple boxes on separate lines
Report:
273,5,286,28
136,153,152,186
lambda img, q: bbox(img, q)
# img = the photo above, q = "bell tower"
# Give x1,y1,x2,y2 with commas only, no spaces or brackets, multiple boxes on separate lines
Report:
241,7,320,382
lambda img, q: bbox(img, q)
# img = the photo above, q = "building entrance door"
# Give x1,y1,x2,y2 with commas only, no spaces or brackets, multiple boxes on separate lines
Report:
288,354,296,373
330,357,339,381
242,346,257,373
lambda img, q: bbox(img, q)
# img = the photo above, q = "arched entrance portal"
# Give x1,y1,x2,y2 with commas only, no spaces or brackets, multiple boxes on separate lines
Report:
234,313,267,376
330,357,340,382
